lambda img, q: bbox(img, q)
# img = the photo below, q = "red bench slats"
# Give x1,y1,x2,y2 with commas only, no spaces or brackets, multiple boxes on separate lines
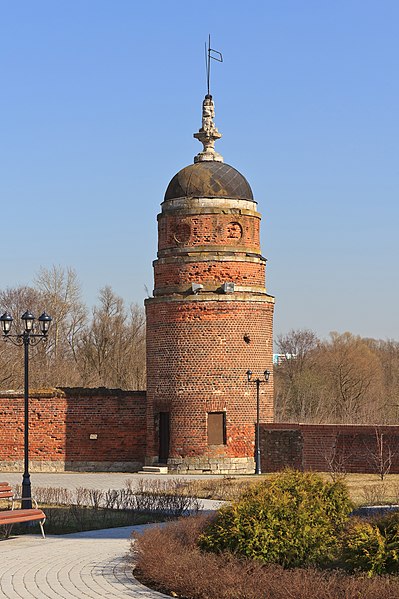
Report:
0,509,45,524
0,485,46,538
0,486,13,500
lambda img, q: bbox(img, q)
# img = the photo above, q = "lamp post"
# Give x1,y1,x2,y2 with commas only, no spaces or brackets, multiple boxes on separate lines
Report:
0,310,52,508
246,369,271,475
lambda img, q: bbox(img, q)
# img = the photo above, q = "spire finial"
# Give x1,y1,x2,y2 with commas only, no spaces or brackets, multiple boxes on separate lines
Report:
194,95,223,163
194,36,223,163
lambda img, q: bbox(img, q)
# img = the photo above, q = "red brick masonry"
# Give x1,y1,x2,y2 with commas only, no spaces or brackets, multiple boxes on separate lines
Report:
145,299,274,464
2,394,399,473
261,423,399,474
0,388,146,471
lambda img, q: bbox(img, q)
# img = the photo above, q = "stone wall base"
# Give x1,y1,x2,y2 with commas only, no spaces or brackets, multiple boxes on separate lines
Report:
167,456,255,475
0,460,143,473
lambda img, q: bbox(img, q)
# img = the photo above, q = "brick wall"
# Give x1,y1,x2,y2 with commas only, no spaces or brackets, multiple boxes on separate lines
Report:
0,388,146,472
261,423,399,474
4,392,398,475
154,260,266,289
146,298,274,470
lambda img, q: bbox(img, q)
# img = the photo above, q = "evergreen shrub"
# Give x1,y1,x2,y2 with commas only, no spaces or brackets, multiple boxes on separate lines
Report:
198,469,353,568
343,512,399,575
342,520,386,576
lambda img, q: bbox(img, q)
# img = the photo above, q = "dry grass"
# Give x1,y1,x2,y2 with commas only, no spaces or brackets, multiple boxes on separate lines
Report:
132,515,399,599
180,476,255,501
335,473,399,505
182,473,399,506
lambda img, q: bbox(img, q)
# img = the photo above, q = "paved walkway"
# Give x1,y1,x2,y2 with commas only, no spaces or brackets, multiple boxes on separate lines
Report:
0,472,225,598
0,525,169,598
3,471,222,492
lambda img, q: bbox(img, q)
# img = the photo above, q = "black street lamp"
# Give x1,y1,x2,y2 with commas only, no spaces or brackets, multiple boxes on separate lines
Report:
246,369,271,475
0,310,52,508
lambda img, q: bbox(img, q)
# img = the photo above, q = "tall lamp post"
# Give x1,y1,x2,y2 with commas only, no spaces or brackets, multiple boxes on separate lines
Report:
246,369,271,475
0,310,52,508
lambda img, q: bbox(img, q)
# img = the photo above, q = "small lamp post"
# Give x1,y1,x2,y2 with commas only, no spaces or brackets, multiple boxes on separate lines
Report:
0,310,52,508
246,369,271,475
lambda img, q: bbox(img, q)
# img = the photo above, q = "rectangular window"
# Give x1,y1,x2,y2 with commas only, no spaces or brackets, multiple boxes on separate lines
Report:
208,412,226,445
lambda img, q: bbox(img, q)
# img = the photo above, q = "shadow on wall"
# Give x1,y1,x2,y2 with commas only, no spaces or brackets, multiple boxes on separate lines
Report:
260,423,399,474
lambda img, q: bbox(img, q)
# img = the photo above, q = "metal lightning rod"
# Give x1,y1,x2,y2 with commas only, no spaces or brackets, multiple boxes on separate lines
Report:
205,34,223,96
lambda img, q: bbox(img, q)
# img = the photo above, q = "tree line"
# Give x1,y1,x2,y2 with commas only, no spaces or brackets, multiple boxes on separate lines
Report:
275,329,399,424
0,266,146,391
2,267,398,426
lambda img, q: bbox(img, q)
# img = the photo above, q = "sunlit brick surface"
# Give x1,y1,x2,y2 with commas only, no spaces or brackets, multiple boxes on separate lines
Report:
0,389,146,471
146,165,275,473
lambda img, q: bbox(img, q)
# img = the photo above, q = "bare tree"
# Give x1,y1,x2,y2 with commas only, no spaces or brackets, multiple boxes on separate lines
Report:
274,329,323,422
77,286,145,389
274,329,389,425
367,338,399,423
35,265,87,356
318,332,384,423
276,329,319,380
0,275,146,391
366,427,394,481
322,437,352,482
0,285,45,389
34,265,87,386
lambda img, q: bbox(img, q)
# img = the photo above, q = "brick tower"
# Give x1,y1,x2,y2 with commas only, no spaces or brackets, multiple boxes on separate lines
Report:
145,94,274,474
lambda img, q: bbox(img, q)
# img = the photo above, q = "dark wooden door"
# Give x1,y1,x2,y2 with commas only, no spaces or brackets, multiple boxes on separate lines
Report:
158,412,170,464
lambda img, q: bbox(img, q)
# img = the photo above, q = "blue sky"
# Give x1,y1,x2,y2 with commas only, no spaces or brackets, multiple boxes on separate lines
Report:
0,1,398,340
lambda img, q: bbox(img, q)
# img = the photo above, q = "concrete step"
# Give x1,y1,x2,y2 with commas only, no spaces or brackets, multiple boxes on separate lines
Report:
138,465,168,474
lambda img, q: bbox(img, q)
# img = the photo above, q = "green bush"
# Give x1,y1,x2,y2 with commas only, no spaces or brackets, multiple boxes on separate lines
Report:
342,512,399,576
342,520,386,576
199,470,353,568
378,512,399,573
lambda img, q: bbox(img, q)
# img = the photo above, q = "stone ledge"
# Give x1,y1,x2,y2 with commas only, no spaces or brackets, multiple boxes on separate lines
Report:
145,294,275,305
0,387,146,399
154,284,268,297
167,456,255,475
160,197,258,213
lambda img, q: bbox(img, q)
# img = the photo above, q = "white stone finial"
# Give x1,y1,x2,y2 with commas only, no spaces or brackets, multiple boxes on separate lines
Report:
193,94,223,163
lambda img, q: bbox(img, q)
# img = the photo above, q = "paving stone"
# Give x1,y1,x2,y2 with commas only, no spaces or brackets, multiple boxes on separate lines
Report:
0,529,170,598
0,471,227,599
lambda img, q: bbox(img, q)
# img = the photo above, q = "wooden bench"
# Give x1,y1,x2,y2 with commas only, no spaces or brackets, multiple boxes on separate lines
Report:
0,485,46,539
0,483,14,503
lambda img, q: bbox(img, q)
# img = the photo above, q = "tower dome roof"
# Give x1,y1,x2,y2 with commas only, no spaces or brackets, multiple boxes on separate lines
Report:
164,161,254,202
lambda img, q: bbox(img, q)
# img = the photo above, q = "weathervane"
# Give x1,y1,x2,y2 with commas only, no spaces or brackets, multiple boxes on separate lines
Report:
194,35,224,163
205,34,223,96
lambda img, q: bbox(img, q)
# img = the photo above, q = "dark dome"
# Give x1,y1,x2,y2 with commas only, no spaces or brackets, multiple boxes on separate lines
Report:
164,161,253,202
